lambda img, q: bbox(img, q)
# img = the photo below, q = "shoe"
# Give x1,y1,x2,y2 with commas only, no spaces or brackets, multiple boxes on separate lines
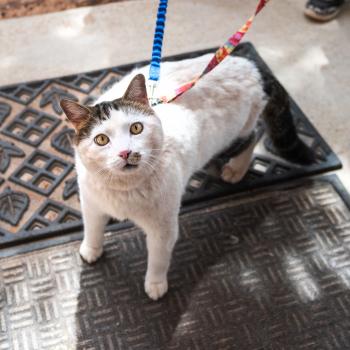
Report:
305,0,345,21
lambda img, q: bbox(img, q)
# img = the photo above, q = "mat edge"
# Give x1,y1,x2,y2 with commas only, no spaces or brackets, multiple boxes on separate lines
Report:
0,173,348,259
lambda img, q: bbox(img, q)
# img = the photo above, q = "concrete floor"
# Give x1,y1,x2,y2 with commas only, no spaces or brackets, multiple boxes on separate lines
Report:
0,0,349,188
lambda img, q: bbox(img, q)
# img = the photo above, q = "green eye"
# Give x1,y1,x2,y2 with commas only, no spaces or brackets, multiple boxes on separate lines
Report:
130,122,143,135
94,134,109,146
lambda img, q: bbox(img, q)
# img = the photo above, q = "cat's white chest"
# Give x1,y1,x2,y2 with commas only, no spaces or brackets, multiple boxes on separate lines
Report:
76,164,131,221
79,173,150,222
94,186,129,220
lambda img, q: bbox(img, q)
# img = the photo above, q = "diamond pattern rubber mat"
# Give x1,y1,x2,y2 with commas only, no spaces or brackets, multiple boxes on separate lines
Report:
0,176,350,349
0,43,341,247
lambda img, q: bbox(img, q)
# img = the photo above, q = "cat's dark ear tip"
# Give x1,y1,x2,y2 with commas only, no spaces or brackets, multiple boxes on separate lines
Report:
123,73,149,106
60,98,74,107
134,74,146,83
60,98,73,112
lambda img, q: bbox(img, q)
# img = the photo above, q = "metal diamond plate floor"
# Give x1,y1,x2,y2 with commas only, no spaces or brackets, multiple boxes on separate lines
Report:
0,176,350,350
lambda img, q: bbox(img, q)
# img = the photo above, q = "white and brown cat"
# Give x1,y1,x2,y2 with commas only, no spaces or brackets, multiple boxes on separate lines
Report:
60,46,313,300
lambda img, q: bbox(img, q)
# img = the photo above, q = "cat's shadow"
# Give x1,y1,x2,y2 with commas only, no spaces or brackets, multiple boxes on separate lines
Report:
73,220,243,350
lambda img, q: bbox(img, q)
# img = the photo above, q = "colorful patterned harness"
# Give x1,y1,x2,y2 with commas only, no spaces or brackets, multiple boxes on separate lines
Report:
148,0,270,106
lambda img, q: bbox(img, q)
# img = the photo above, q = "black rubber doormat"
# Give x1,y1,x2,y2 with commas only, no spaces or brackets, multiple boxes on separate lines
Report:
0,176,349,349
0,43,341,247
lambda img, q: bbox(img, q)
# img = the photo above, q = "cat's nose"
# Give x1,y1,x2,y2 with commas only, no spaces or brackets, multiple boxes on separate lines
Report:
119,150,131,160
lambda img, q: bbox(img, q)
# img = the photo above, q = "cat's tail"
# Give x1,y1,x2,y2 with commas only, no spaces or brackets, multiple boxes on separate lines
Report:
261,77,315,165
234,44,315,165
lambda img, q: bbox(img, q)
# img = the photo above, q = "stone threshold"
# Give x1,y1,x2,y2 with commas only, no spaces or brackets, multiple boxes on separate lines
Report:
0,0,130,20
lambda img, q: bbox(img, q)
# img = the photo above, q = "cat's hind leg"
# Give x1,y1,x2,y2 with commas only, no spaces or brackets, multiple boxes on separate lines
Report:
221,91,261,184
221,135,256,184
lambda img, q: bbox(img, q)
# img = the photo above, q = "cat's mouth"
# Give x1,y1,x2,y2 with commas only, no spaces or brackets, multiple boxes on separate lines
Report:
122,152,141,171
123,163,139,171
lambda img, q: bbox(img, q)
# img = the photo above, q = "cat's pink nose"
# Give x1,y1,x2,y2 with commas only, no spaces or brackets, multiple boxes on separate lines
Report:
119,150,131,160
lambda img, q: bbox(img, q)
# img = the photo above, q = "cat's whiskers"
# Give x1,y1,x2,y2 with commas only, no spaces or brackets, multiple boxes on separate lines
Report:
146,154,162,165
143,150,163,155
107,170,115,187
106,158,122,167
141,159,165,202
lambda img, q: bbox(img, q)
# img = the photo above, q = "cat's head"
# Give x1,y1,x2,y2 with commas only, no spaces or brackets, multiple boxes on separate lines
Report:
60,74,163,181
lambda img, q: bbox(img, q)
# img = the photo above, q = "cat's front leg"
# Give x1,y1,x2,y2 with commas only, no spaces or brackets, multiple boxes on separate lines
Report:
141,216,179,300
79,193,109,264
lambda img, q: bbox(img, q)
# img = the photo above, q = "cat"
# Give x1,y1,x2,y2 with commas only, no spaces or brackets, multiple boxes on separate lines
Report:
60,45,313,300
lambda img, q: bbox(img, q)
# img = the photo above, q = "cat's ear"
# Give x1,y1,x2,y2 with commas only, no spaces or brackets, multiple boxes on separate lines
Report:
60,99,91,132
123,74,149,106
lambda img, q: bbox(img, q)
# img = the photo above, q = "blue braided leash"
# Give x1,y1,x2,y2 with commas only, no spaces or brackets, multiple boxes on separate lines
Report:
148,0,168,100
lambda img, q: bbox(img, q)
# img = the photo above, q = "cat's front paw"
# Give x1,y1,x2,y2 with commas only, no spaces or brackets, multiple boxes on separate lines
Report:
145,279,168,301
79,241,103,264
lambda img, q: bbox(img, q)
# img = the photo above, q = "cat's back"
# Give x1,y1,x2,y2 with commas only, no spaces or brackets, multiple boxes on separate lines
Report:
156,53,262,101
156,54,265,132
97,53,262,106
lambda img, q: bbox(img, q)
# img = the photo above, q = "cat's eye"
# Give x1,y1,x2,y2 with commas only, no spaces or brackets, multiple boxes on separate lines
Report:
130,122,143,135
94,134,110,146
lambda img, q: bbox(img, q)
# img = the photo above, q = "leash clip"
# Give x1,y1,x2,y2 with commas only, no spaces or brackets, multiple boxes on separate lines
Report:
148,80,160,106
